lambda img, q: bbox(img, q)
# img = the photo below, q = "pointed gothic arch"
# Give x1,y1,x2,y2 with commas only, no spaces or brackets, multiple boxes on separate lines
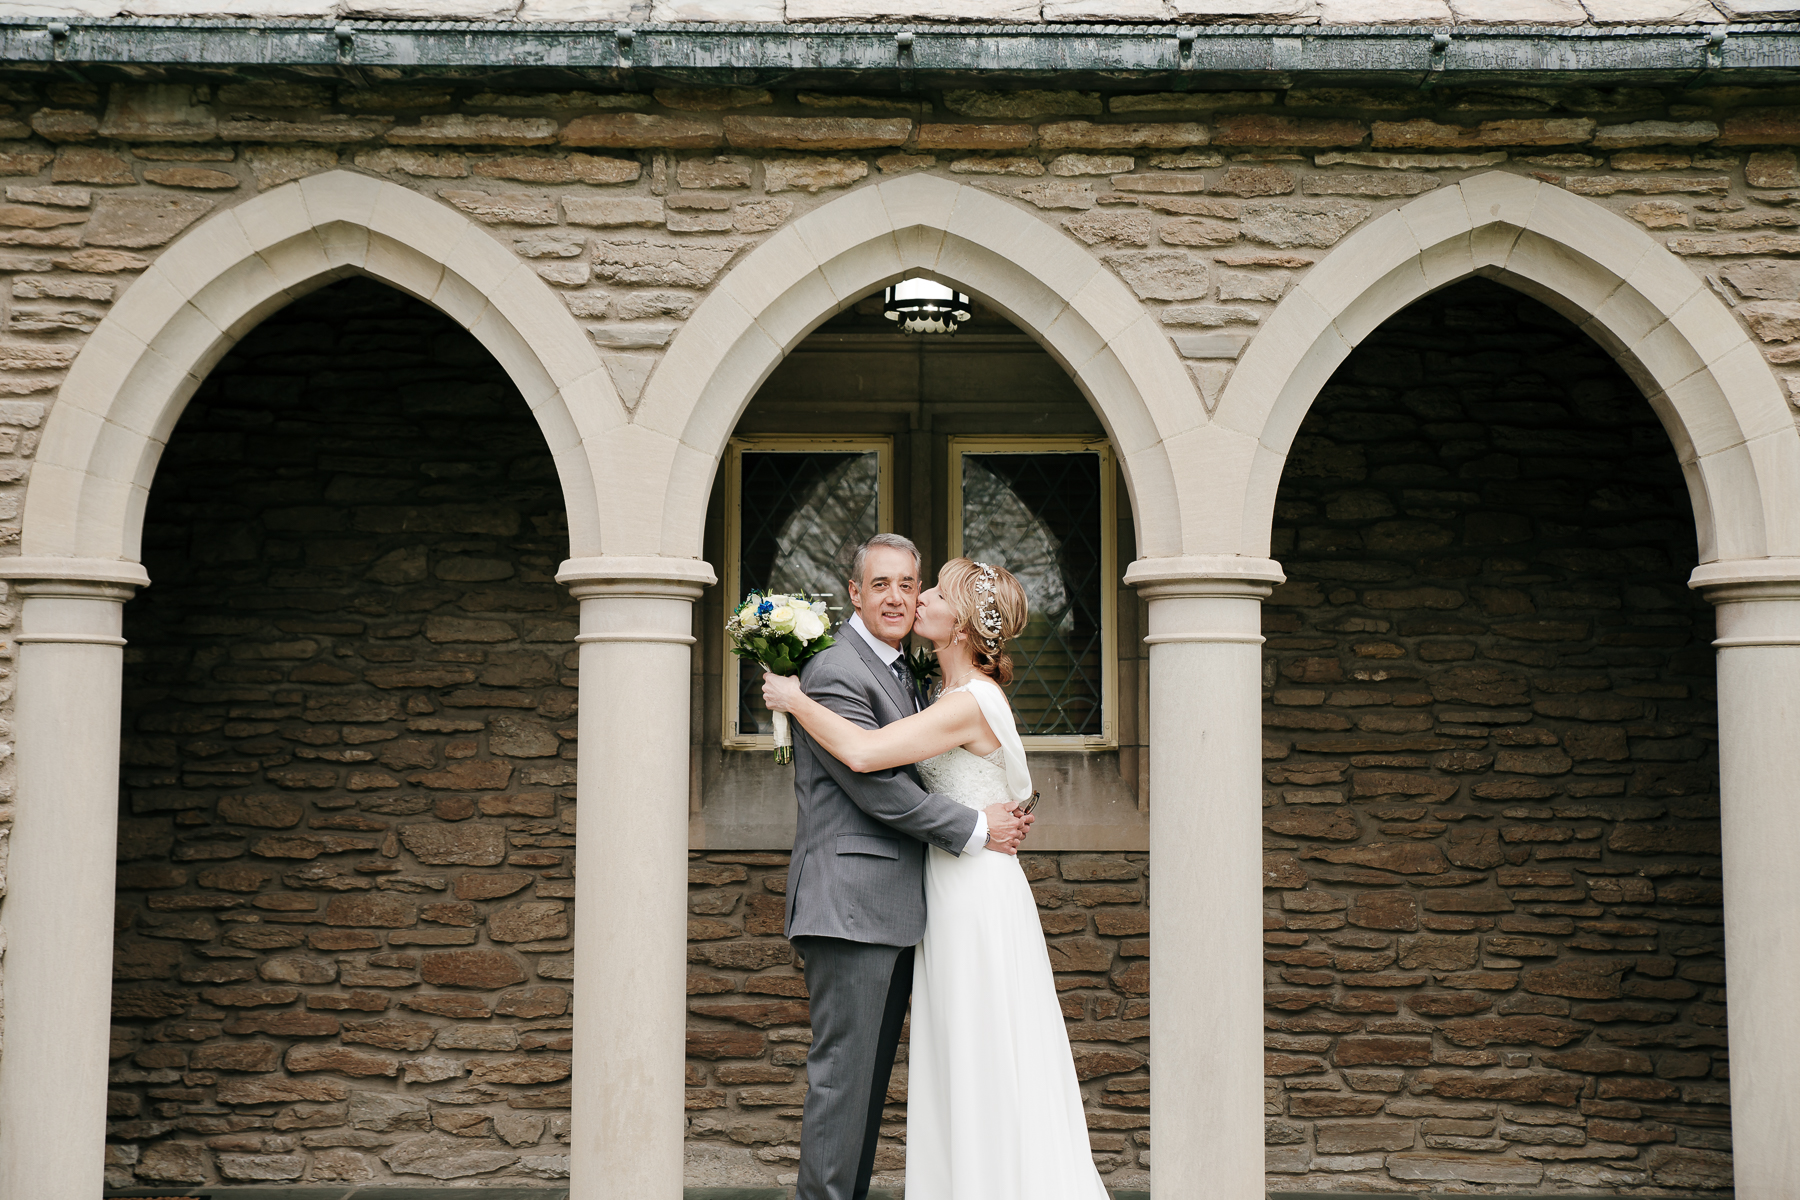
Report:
20,169,617,570
1210,171,1800,572
617,171,1205,564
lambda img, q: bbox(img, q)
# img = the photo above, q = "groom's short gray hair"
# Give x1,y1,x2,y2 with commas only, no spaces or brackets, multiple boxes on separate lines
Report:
849,533,922,589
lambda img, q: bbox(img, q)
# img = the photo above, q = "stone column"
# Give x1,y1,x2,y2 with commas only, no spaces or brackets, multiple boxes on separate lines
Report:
0,560,146,1200
1124,555,1284,1200
1692,562,1800,1200
558,556,715,1200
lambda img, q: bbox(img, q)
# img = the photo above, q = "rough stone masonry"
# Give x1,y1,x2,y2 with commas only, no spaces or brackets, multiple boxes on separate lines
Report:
111,278,580,1187
0,59,1791,1195
1259,278,1727,1196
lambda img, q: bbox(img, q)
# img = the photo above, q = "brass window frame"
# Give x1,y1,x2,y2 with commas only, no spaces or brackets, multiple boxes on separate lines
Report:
946,435,1118,752
721,434,895,752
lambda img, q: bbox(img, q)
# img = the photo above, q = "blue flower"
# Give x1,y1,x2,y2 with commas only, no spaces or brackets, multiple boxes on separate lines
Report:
757,599,774,616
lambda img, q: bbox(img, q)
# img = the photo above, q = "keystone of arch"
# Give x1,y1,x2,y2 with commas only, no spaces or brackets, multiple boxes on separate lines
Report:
619,172,1202,563
23,169,618,567
1212,171,1800,568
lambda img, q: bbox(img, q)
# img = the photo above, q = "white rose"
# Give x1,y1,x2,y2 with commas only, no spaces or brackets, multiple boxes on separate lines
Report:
737,603,759,629
768,605,796,634
794,609,825,641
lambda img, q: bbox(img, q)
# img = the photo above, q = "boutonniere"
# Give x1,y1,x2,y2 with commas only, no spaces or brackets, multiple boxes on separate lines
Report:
903,644,939,693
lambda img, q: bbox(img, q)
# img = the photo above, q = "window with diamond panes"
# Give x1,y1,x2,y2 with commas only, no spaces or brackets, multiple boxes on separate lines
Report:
950,440,1115,746
725,439,890,745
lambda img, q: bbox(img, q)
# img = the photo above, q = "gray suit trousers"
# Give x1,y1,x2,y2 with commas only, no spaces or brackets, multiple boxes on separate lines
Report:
793,936,914,1200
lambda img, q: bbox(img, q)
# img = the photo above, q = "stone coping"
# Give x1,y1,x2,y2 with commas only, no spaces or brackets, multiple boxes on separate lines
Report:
2,18,1798,81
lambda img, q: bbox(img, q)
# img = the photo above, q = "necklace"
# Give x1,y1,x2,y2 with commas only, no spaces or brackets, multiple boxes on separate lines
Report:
941,670,982,692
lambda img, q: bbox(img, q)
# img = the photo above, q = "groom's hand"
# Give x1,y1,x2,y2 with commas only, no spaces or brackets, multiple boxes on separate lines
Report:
982,803,1033,855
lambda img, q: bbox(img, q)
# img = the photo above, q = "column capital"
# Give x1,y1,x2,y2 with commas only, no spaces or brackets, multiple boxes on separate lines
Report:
1690,558,1800,602
559,556,715,648
1125,557,1282,647
0,556,149,594
1124,555,1285,600
3,559,142,646
555,555,717,600
1690,560,1800,649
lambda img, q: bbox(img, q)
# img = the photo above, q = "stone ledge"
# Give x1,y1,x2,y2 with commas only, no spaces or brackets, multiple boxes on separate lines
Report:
103,1190,1146,1199
3,20,1798,83
90,1188,1731,1200
107,1190,567,1200
1269,1194,1721,1200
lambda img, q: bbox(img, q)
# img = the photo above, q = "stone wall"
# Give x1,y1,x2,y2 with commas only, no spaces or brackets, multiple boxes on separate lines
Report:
110,277,579,1186
0,65,1792,1196
8,79,1800,449
1262,277,1728,1194
8,78,1800,443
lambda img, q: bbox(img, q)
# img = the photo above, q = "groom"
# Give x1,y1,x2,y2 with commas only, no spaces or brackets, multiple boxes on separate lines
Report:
784,532,1032,1200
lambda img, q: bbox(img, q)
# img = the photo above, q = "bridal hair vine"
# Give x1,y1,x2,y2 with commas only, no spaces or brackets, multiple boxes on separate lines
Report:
973,561,1004,650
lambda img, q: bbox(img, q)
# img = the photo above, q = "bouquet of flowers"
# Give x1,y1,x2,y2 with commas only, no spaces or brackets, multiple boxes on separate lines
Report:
728,592,836,763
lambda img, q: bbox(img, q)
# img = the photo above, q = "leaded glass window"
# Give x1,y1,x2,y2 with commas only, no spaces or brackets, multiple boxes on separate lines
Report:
724,438,891,745
950,439,1115,746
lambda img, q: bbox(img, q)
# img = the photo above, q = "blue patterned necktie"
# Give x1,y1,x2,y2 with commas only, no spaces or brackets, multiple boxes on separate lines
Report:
889,659,918,711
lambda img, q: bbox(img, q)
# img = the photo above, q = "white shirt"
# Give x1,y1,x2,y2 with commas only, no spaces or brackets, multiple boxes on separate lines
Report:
847,613,990,856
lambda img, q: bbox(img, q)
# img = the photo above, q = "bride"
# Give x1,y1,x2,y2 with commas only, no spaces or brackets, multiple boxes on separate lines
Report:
763,558,1108,1200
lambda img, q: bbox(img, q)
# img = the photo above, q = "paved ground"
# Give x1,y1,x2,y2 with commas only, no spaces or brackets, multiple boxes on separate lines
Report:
104,1190,1151,1200
107,1189,1722,1199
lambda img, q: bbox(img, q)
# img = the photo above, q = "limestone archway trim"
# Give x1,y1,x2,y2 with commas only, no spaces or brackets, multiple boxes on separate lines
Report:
1212,171,1800,567
622,172,1204,561
22,169,619,566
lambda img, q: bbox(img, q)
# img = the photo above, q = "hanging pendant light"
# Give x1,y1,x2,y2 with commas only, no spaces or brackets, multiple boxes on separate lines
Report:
883,278,972,335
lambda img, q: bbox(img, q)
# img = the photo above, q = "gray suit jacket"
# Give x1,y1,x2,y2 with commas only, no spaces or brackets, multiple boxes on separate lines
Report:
784,632,980,947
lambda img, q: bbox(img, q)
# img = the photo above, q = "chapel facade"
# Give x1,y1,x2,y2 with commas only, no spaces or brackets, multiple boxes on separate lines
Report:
0,6,1792,1200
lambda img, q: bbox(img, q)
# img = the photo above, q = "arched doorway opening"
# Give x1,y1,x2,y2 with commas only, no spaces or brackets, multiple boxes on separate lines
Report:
109,276,578,1188
682,285,1152,1190
1262,276,1728,1193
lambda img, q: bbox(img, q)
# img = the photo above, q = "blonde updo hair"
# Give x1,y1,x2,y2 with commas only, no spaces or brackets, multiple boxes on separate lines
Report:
936,557,1029,686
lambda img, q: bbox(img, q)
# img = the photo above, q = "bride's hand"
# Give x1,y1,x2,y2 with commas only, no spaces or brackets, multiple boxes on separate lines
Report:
983,802,1031,855
762,670,804,712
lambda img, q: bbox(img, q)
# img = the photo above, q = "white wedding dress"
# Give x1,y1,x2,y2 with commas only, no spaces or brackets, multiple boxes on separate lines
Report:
906,678,1109,1200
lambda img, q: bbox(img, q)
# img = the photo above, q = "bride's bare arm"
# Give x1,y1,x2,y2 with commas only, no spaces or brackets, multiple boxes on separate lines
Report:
763,670,987,773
